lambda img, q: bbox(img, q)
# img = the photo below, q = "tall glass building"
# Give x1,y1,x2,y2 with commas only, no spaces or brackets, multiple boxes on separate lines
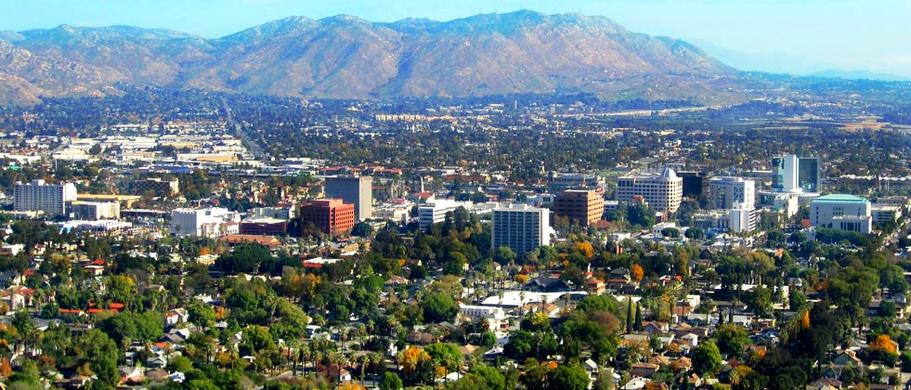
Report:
772,155,819,193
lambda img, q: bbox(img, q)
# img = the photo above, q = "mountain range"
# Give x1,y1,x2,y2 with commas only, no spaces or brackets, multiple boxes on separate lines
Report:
0,10,761,105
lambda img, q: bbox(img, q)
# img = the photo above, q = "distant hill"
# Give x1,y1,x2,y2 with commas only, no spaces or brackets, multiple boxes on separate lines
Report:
0,10,749,105
807,70,911,82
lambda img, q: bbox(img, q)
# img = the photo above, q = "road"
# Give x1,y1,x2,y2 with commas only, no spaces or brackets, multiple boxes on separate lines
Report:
221,97,269,162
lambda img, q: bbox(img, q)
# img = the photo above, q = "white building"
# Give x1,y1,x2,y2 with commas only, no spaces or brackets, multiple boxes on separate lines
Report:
171,207,238,237
772,192,801,218
14,180,78,217
491,204,551,256
810,194,872,234
708,177,755,210
615,168,683,213
418,199,471,230
692,205,758,234
459,304,507,330
728,204,759,233
71,201,120,220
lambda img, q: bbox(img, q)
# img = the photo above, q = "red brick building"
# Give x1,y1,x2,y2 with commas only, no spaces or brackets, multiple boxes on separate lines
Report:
299,199,356,236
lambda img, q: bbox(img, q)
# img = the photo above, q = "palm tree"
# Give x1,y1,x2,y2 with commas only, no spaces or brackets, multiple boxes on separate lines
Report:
298,343,311,377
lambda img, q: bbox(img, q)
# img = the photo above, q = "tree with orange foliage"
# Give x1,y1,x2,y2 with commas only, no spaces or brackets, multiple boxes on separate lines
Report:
0,357,11,377
515,274,530,284
631,264,644,282
338,382,366,390
800,310,810,330
870,334,899,355
398,346,433,385
576,241,595,259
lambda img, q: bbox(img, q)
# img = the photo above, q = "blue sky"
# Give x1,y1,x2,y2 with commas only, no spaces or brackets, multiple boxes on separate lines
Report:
1,0,910,77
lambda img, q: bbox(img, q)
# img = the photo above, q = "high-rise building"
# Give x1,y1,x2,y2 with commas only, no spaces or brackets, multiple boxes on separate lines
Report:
299,199,356,236
552,189,604,226
14,180,78,216
491,204,551,256
728,206,759,233
615,168,683,213
810,194,872,234
772,155,820,193
324,176,373,221
677,171,704,198
708,177,756,210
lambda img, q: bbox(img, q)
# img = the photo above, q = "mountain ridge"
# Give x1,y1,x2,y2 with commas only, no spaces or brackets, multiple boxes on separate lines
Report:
0,10,744,105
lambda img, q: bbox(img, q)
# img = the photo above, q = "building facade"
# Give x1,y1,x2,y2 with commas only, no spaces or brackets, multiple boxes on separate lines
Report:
548,172,605,192
171,207,237,237
130,178,179,197
552,189,605,226
615,168,683,213
810,194,872,234
324,176,373,221
71,201,120,220
677,171,705,198
418,199,471,230
708,177,756,210
772,155,820,193
14,180,78,216
239,217,289,236
299,199,356,236
491,204,551,256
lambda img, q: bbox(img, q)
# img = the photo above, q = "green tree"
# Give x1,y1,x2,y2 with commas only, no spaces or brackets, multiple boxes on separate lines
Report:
713,323,750,358
422,292,458,323
692,340,722,376
493,246,517,265
550,364,590,390
351,222,374,237
380,372,403,390
74,329,119,387
425,342,463,377
187,302,216,329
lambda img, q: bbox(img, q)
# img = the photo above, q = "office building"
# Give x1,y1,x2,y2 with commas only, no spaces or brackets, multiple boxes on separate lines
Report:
14,180,78,216
71,201,120,220
171,207,238,237
491,204,551,256
130,178,179,197
324,176,373,221
239,217,288,236
728,205,759,233
548,172,605,192
299,199,356,236
615,168,683,213
418,199,471,230
772,155,820,193
677,171,704,198
247,206,295,220
692,206,758,234
708,177,756,210
552,189,605,226
810,194,872,234
872,204,902,225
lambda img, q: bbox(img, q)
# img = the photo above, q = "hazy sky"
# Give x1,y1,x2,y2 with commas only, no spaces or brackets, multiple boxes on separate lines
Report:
2,0,909,77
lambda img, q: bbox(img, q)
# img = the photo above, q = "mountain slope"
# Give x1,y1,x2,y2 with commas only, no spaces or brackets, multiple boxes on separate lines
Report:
0,10,742,105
